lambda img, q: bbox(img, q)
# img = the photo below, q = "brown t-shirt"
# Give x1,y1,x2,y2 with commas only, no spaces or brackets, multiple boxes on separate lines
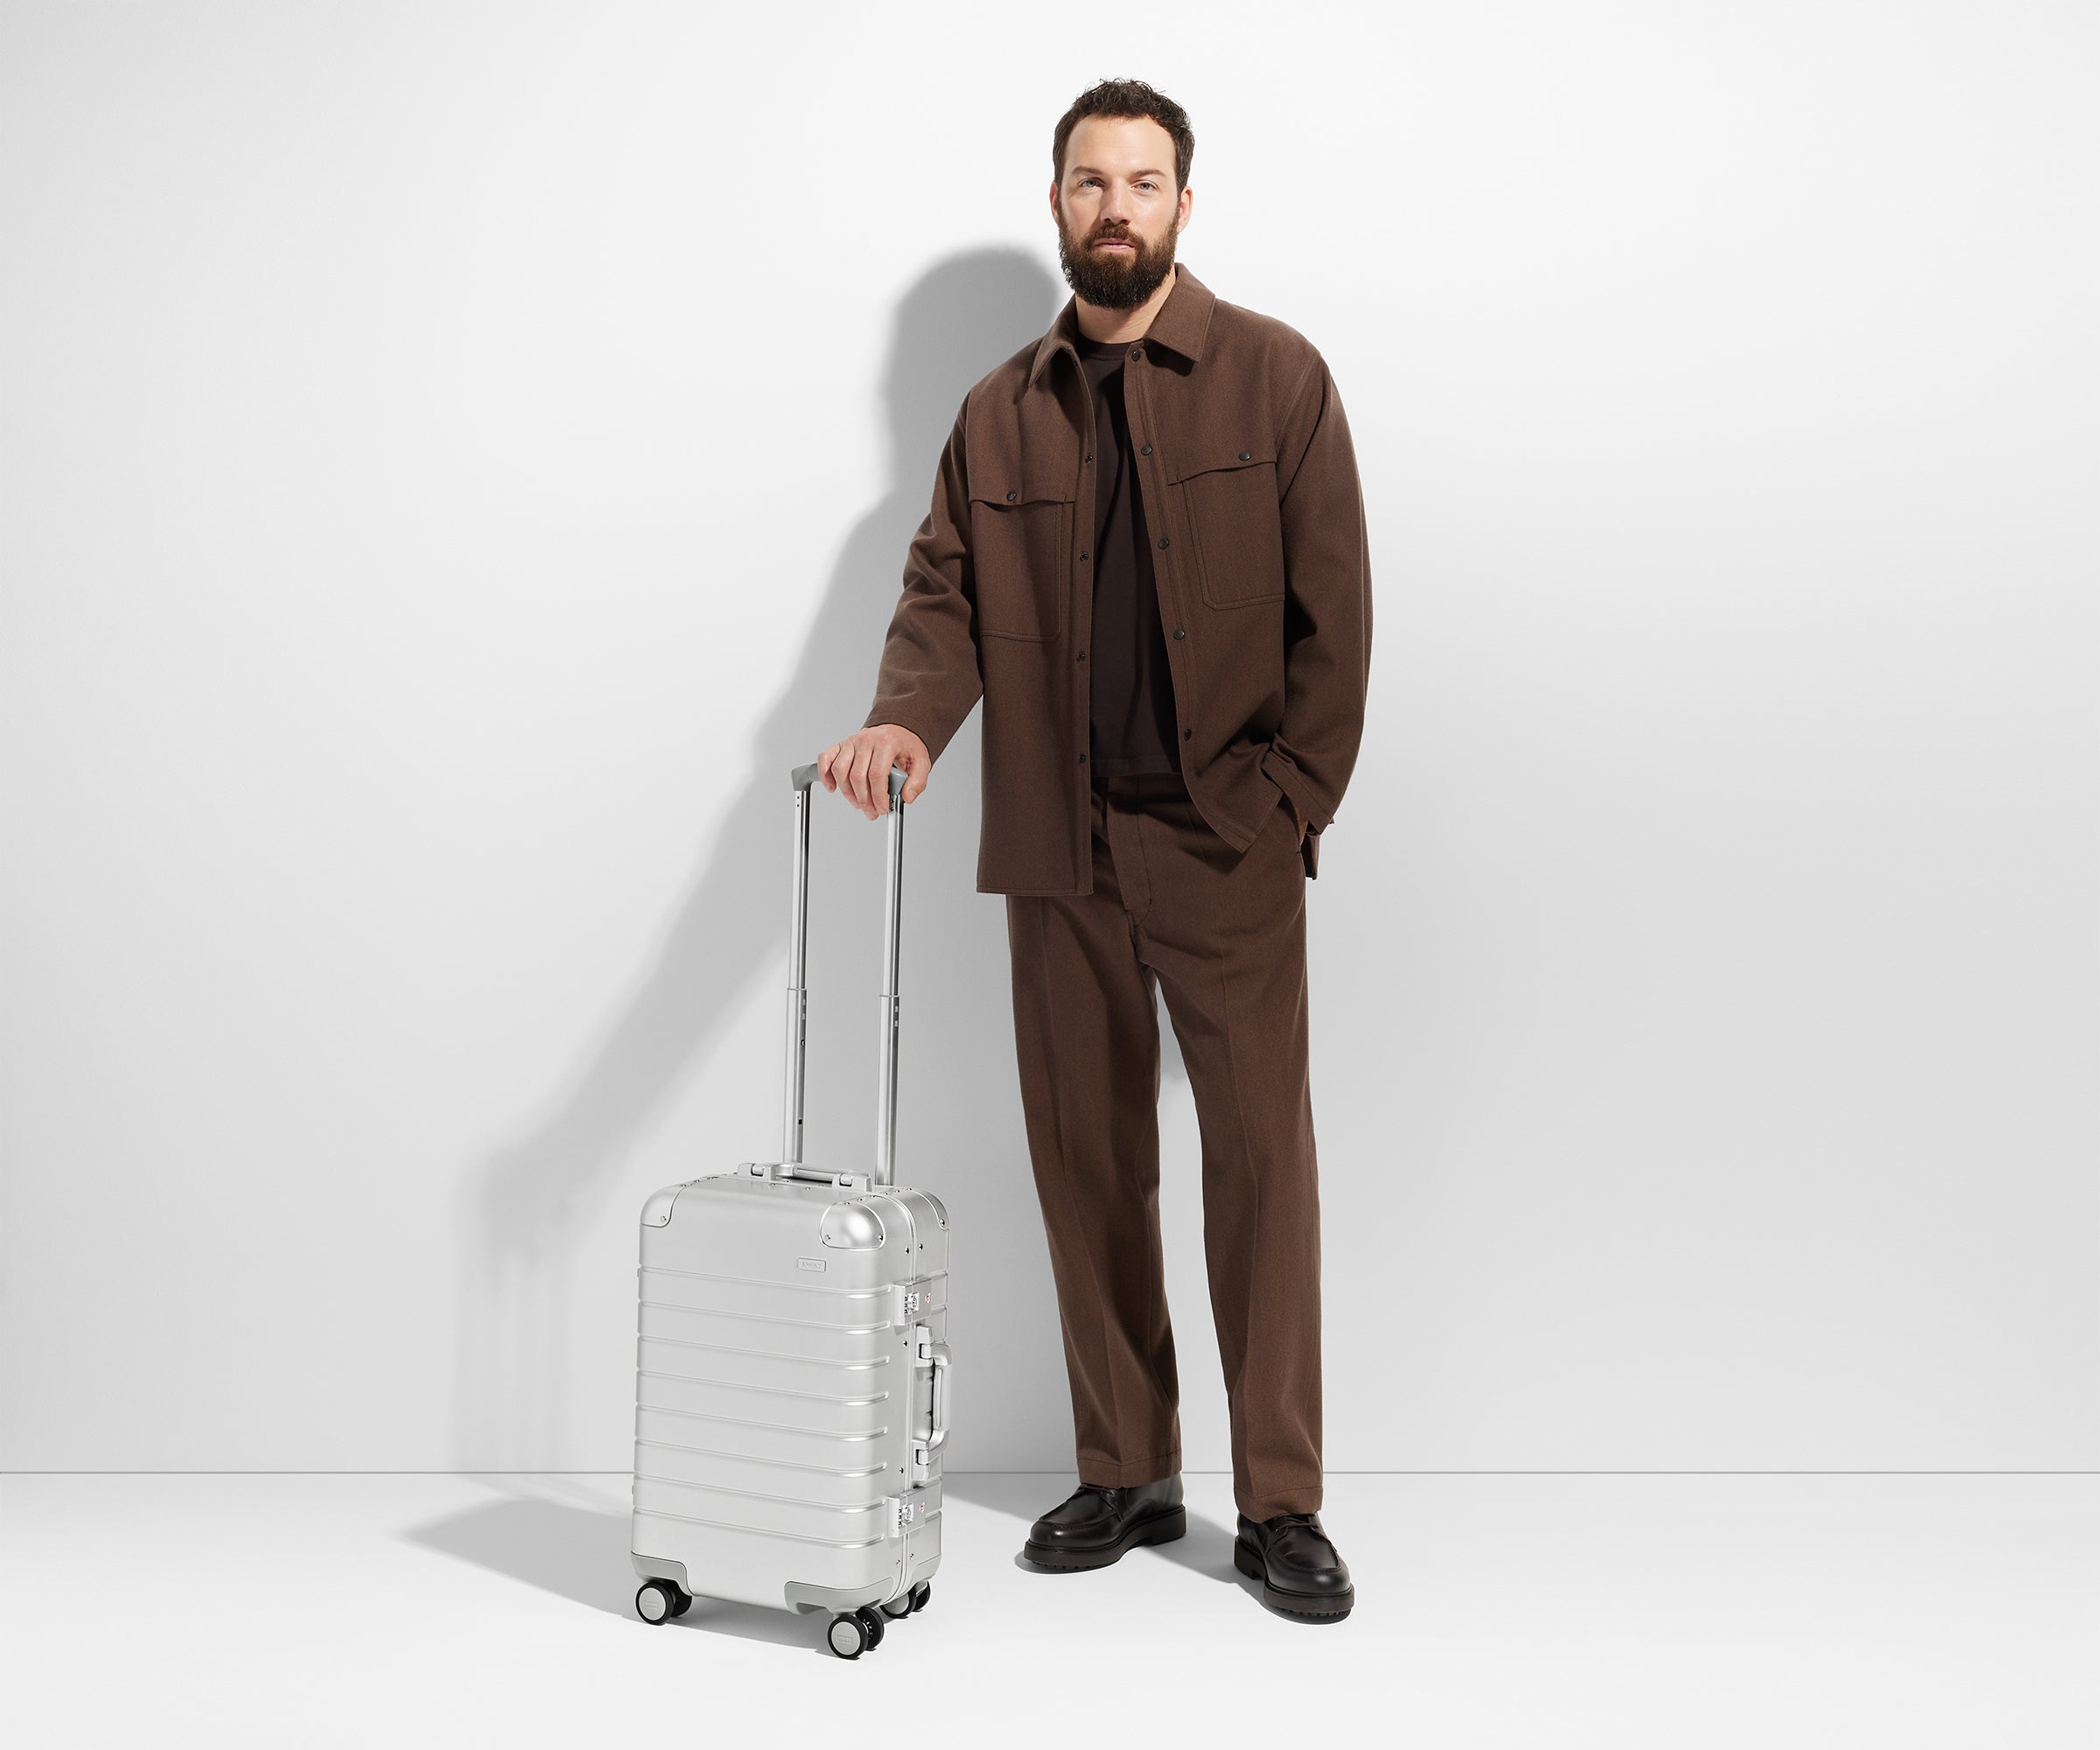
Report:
1074,332,1181,783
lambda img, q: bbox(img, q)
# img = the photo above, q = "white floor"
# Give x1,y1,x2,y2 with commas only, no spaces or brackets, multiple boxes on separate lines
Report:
1,1472,2092,1749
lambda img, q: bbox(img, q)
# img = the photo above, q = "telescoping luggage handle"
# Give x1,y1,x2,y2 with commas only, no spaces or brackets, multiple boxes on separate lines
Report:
777,760,908,1188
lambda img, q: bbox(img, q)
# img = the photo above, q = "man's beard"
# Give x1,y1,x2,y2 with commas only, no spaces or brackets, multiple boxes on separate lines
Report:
1056,207,1177,310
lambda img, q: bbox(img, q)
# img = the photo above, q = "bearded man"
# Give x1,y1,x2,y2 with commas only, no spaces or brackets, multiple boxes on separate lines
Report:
819,75,1372,1621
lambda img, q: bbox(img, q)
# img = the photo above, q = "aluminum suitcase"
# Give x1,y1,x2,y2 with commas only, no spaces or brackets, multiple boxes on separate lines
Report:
628,761,952,1660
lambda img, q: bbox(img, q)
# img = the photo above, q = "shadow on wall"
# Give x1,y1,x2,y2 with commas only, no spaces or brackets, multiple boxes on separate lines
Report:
450,249,1186,1473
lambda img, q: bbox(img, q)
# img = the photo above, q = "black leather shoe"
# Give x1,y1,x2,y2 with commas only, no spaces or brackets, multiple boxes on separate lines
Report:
1234,1510,1354,1619
1022,1476,1186,1570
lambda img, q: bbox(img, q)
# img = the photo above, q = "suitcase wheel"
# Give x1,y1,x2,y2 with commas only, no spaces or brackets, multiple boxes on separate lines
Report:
878,1579,929,1622
826,1613,869,1659
873,1579,932,1621
635,1580,681,1626
855,1605,886,1648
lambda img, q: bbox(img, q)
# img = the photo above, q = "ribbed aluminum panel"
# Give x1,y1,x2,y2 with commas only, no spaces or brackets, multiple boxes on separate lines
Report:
630,1169,950,1614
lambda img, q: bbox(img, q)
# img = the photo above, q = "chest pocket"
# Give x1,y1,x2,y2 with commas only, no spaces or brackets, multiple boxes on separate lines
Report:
968,480,1073,641
1171,441,1285,608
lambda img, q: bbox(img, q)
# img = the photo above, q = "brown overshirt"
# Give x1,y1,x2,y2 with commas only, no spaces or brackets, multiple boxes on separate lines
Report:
862,263,1372,894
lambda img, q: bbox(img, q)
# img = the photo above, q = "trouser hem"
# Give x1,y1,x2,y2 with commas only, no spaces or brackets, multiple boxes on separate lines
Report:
1236,1484,1325,1520
1075,1450,1183,1488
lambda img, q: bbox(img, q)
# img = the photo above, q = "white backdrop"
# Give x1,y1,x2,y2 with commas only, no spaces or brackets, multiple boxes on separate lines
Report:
3,2,2093,1474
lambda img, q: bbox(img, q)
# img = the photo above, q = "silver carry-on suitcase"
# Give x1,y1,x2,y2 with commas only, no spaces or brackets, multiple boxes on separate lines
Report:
628,762,951,1660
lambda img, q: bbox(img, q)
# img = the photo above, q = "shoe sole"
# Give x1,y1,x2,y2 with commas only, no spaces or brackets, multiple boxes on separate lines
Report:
1233,1535,1354,1619
1022,1504,1187,1571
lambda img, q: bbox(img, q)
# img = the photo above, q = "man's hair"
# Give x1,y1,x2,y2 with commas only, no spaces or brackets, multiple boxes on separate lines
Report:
1051,78,1194,195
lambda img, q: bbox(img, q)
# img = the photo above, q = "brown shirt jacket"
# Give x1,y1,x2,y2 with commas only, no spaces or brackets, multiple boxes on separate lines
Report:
862,263,1372,894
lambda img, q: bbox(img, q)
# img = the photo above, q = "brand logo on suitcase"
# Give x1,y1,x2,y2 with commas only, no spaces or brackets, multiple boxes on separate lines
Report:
795,1256,828,1272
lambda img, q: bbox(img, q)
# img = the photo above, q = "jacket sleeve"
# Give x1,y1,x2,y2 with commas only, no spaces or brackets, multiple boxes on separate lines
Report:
1261,352,1373,841
861,397,985,764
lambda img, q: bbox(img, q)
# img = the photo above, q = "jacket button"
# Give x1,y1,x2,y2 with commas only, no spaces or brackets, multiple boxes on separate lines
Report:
1005,489,1018,501
1078,752,1087,764
1084,454,1092,464
1158,536,1170,549
1079,550,1089,561
1077,651,1086,662
1172,627,1185,639
1140,444,1152,455
1238,451,1252,461
1129,346,1142,361
1183,729,1191,738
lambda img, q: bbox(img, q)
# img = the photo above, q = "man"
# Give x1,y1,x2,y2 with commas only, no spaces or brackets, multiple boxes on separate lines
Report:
818,77,1370,1621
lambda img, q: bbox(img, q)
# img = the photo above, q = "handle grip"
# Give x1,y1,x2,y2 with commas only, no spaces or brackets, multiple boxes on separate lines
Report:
791,761,908,802
782,759,912,1185
909,1326,951,1478
928,1343,951,1446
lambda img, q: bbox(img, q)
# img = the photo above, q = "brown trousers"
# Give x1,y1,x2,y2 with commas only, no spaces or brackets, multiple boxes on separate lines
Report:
1004,770,1323,1520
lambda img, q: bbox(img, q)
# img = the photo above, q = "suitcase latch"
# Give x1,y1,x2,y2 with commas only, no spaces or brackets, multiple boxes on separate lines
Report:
888,1489,932,1536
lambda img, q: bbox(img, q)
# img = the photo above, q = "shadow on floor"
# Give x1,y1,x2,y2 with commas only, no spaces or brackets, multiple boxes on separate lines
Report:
938,1471,1242,1587
934,1471,1068,1523
401,1487,817,1650
1144,1508,1242,1588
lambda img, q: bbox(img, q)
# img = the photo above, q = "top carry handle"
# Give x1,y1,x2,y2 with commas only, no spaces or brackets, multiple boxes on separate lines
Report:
780,760,909,1186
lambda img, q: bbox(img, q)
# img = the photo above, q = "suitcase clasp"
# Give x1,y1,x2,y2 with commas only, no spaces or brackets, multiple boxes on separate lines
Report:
887,1488,933,1536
